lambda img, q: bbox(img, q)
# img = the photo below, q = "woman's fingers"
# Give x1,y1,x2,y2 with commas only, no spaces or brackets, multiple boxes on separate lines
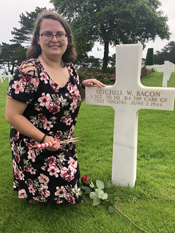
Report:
82,79,106,88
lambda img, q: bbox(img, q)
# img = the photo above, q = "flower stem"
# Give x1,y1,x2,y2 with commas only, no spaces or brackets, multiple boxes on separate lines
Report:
114,205,148,233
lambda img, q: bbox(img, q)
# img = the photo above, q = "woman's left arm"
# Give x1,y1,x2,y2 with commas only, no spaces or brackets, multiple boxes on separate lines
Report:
80,79,106,101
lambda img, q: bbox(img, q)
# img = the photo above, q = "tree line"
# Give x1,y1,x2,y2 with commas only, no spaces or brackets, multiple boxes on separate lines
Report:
154,41,175,64
0,0,173,73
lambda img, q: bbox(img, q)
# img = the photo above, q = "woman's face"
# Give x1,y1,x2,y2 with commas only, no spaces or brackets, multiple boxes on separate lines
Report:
38,18,68,59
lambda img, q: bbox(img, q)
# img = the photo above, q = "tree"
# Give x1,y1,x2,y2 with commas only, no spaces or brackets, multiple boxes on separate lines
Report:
108,54,116,67
145,48,154,66
75,54,102,68
0,43,26,74
11,7,47,45
0,8,54,72
0,7,46,72
50,0,170,69
154,41,175,64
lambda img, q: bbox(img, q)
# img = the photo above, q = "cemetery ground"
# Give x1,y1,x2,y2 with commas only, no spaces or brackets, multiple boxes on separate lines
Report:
0,72,175,233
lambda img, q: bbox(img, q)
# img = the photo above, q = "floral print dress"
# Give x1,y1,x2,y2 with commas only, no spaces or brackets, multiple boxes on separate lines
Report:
7,58,83,204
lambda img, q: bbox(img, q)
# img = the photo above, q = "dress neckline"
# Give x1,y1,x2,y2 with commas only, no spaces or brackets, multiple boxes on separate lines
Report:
38,59,71,89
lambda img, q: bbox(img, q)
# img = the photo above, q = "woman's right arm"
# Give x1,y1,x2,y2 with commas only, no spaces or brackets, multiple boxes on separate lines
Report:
5,96,45,143
5,97,60,151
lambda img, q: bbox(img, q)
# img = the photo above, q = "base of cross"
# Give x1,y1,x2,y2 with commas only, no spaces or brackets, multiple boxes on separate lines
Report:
86,44,175,187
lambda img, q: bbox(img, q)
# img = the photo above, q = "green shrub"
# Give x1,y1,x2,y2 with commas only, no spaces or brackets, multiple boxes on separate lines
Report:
141,67,155,78
78,66,155,84
78,67,115,85
145,48,154,66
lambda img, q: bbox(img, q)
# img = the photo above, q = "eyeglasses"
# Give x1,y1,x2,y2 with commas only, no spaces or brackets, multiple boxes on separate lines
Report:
39,32,67,41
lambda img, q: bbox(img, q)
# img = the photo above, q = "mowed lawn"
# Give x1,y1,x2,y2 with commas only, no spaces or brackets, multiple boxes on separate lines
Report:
0,72,175,233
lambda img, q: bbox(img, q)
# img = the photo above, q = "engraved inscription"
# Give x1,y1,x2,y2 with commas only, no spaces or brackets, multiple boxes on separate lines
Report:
88,89,169,108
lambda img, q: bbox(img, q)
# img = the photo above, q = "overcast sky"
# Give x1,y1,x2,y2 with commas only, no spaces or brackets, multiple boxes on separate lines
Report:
0,0,174,59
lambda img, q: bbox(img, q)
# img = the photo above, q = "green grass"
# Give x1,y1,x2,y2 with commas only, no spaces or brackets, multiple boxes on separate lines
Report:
0,72,175,233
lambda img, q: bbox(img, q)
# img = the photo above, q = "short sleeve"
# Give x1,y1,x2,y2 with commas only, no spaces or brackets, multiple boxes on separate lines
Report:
7,61,40,104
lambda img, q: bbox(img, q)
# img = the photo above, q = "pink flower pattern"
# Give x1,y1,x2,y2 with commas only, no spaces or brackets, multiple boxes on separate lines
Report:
55,186,67,198
47,103,60,114
38,173,50,185
18,189,28,199
48,166,60,178
38,93,52,107
27,150,36,162
12,80,25,94
7,59,82,204
60,165,77,182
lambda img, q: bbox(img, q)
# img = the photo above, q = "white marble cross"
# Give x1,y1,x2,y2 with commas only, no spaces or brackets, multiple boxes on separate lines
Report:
85,44,175,187
162,61,174,87
0,73,3,83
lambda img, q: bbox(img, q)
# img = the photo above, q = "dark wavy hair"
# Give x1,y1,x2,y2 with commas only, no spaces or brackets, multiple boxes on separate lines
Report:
26,10,77,63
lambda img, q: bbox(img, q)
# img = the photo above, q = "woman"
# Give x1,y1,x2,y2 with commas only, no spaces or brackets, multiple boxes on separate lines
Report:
5,10,105,204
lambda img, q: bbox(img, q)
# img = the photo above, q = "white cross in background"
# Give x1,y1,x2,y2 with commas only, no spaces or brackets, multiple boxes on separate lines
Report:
162,61,174,87
85,44,175,187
